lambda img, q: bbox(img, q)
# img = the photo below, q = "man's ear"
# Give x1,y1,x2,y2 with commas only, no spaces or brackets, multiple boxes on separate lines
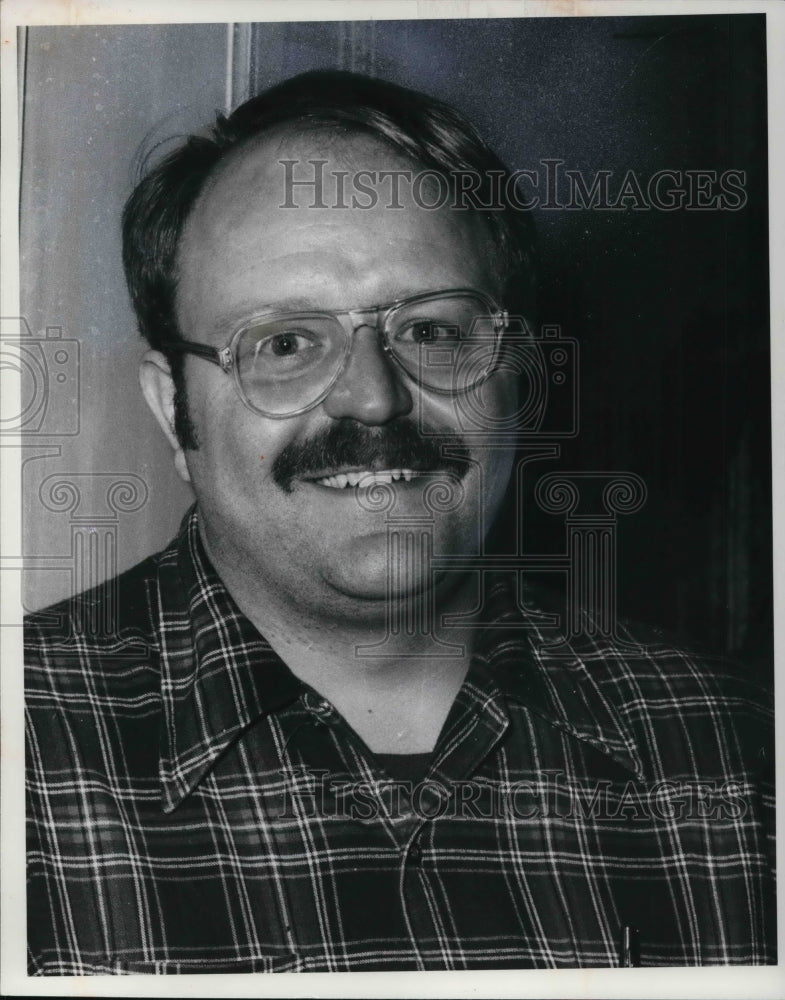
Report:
139,350,192,484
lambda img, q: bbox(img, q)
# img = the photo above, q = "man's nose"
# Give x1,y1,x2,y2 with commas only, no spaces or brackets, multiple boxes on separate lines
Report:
322,324,413,424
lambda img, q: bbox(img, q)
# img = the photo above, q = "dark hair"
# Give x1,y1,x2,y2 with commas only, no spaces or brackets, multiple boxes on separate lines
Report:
122,69,537,447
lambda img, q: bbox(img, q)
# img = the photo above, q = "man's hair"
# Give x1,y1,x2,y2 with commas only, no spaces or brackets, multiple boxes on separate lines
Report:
122,69,537,448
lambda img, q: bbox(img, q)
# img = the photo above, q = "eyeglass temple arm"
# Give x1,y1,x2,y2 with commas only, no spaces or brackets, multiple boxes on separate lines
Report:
159,339,233,372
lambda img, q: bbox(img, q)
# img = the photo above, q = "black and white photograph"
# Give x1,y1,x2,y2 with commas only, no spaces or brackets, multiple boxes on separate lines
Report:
1,0,782,994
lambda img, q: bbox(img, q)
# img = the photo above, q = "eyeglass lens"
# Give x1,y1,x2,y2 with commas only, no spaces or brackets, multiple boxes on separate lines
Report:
234,293,501,415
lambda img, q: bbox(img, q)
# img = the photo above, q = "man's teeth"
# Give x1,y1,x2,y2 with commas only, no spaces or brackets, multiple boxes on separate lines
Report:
315,469,421,489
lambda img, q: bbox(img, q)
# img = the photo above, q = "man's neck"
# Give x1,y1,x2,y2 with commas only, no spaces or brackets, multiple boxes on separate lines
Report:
200,527,478,754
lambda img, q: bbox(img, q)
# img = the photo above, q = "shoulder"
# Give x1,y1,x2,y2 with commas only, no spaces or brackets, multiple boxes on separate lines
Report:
498,579,773,780
25,551,172,797
582,619,773,783
24,550,168,712
25,549,164,652
603,617,772,722
516,579,773,745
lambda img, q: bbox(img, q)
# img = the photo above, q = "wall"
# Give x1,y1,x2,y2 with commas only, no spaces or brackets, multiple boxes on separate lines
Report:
19,23,230,609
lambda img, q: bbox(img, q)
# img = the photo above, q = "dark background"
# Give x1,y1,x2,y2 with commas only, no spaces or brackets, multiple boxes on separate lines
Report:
243,14,771,672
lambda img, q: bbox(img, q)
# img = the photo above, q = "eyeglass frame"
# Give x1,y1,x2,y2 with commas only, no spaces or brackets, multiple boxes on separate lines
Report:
160,286,510,419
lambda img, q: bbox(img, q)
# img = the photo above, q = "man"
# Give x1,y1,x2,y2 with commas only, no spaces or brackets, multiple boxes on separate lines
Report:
25,70,774,973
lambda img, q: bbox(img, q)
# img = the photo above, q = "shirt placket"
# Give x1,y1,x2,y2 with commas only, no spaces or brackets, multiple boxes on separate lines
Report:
266,686,511,969
392,686,514,969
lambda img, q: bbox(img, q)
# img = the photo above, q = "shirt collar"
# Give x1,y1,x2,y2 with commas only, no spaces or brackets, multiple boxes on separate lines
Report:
156,508,643,812
473,576,644,780
157,506,302,812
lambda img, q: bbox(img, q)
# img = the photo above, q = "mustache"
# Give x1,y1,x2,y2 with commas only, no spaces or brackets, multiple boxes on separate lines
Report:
271,418,471,493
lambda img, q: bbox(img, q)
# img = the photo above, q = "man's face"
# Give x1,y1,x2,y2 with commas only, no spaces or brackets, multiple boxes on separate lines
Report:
166,129,520,623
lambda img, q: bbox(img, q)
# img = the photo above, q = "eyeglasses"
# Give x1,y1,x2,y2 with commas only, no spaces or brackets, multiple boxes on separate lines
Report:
162,288,509,418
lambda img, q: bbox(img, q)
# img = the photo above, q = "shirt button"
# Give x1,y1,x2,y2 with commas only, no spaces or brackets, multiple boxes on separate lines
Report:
408,840,422,866
304,693,331,717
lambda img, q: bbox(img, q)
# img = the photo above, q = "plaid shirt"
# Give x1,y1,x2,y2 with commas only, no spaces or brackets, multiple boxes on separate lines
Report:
25,506,775,974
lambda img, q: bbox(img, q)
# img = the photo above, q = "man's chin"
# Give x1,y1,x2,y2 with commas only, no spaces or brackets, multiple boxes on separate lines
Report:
319,538,437,605
323,572,436,605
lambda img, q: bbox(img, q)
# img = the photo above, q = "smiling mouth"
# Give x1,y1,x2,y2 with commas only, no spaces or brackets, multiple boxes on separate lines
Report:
309,468,426,489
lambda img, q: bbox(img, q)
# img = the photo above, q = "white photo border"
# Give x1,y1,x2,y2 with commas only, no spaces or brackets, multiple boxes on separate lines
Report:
2,1,782,997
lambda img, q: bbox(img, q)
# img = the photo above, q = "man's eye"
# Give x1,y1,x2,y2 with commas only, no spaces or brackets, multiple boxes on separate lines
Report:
253,330,319,359
239,324,331,381
253,329,321,363
397,320,458,344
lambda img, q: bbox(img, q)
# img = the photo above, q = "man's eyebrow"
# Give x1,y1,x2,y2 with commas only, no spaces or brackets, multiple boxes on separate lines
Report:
207,298,324,335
